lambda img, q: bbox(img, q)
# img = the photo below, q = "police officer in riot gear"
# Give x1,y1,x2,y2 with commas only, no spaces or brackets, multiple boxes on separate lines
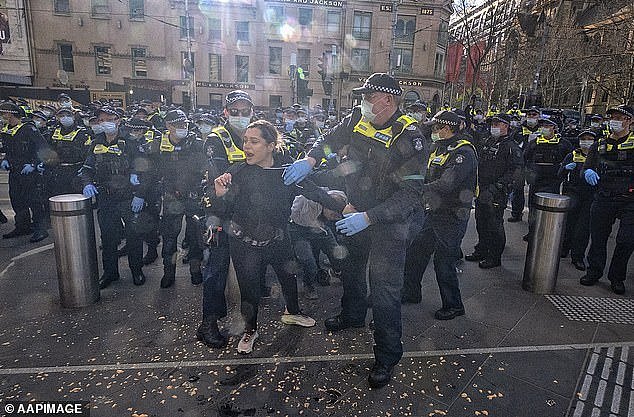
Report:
80,107,146,288
0,102,49,242
402,110,477,316
197,91,253,349
580,105,634,294
284,73,427,389
157,109,209,288
465,114,522,268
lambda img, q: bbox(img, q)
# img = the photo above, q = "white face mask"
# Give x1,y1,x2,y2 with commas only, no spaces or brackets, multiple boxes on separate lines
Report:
510,121,520,128
229,116,251,130
431,132,442,142
490,127,502,137
315,121,325,129
198,124,212,135
100,121,117,135
590,122,600,128
410,112,423,122
541,127,554,137
129,131,144,140
59,116,74,127
609,120,624,132
526,118,538,127
360,100,377,123
579,140,593,149
175,128,189,139
297,117,307,124
60,101,72,108
34,120,44,128
474,114,484,122
91,124,104,135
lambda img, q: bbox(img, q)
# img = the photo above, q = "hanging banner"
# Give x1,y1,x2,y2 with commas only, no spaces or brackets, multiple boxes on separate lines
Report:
446,42,463,82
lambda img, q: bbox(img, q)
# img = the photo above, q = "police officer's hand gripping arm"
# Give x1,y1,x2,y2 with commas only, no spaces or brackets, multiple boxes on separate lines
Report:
582,141,600,186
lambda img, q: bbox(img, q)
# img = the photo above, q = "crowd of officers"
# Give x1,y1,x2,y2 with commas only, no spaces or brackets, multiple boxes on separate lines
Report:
0,73,632,390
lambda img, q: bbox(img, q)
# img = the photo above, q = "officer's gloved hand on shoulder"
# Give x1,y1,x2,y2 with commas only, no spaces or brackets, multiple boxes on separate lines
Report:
83,184,98,198
131,196,144,213
130,173,140,186
36,162,45,173
0,160,9,171
335,212,370,236
283,158,313,185
584,169,599,186
20,164,35,175
564,162,576,171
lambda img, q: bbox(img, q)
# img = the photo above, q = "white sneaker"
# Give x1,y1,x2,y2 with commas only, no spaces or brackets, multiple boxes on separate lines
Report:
281,313,316,327
237,330,258,354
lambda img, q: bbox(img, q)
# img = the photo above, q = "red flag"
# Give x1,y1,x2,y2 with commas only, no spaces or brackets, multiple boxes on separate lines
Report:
445,42,463,82
465,41,486,86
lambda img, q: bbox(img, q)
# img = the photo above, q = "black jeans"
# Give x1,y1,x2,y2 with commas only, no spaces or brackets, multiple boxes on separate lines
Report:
510,173,525,218
202,230,230,320
288,222,341,287
403,211,468,311
561,190,592,262
8,172,45,233
230,237,300,331
587,199,634,283
337,221,409,368
160,198,202,269
474,199,506,261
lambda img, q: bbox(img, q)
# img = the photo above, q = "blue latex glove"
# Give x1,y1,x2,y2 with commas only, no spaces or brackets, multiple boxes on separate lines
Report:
584,169,599,186
131,196,144,213
326,153,337,161
283,158,313,185
130,173,140,185
564,162,576,171
335,212,370,236
37,162,45,173
20,164,35,175
0,160,9,171
83,184,98,198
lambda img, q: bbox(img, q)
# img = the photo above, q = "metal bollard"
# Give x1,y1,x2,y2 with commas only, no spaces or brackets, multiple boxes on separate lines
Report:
522,193,572,294
49,194,100,308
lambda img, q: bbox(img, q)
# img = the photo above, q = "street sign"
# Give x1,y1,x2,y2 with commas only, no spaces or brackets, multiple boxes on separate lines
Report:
380,4,393,12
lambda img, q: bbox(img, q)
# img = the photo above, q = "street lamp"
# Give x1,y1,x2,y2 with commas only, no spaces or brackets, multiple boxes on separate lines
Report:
289,52,297,105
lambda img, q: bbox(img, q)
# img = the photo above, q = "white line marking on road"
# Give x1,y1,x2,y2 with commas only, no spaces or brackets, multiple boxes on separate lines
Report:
611,385,622,415
595,380,607,408
606,346,615,359
591,407,600,417
601,356,613,380
579,374,593,401
572,402,584,417
0,341,632,376
617,349,628,386
0,243,54,278
588,349,600,375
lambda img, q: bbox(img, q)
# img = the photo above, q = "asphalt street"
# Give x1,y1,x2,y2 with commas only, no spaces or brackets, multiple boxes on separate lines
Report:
0,170,632,417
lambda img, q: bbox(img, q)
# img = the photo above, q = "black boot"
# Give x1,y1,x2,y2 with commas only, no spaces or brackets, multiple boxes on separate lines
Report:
132,269,146,286
3,227,31,239
161,264,176,288
368,362,393,389
465,251,486,262
142,246,159,265
190,258,203,285
99,272,119,289
29,230,49,243
196,317,228,348
0,210,7,224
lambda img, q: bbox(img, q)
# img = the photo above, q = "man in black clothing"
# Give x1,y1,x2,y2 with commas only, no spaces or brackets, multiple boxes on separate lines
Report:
465,114,522,268
580,105,634,294
284,73,427,389
0,102,49,242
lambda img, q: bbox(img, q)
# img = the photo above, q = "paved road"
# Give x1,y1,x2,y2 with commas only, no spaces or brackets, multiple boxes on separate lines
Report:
0,170,632,417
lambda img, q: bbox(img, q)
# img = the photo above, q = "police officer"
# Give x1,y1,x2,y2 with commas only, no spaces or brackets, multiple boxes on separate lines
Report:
45,107,91,196
506,102,522,117
0,102,49,242
402,110,477,315
284,73,426,389
142,100,165,132
580,105,634,294
559,130,597,271
157,109,209,288
405,100,427,125
588,114,606,139
523,117,573,240
508,106,541,222
80,107,147,287
465,114,522,268
197,91,252,348
31,111,51,138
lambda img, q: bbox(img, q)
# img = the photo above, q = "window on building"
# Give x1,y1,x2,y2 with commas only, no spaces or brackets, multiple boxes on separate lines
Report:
208,18,221,41
297,49,311,73
129,0,144,19
59,44,74,72
434,51,445,78
395,15,416,43
269,95,282,112
437,20,449,46
236,55,249,82
209,93,223,110
180,16,194,38
265,6,285,34
209,53,221,81
236,21,249,42
94,46,112,75
131,47,147,77
181,51,195,79
327,11,341,34
299,8,313,29
351,48,370,72
352,11,372,40
91,0,110,16
392,47,413,73
54,0,70,14
269,47,282,75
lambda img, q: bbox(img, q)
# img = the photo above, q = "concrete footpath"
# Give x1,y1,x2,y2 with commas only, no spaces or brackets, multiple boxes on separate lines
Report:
0,171,632,417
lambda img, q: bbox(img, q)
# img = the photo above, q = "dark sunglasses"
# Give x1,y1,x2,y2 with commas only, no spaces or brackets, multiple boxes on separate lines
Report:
228,108,252,117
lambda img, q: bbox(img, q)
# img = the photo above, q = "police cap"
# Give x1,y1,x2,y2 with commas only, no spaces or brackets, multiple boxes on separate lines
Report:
590,114,603,120
490,113,511,125
539,117,557,126
429,110,461,127
578,130,597,139
198,113,217,125
283,107,297,115
97,106,121,118
124,118,150,130
0,101,24,117
58,93,70,101
352,73,402,96
31,110,48,121
606,105,633,119
525,106,541,115
164,109,188,124
453,109,467,120
135,107,149,116
406,100,425,110
225,90,253,106
55,107,75,116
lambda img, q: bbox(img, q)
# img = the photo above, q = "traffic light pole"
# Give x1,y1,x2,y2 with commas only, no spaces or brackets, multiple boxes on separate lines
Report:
289,53,297,106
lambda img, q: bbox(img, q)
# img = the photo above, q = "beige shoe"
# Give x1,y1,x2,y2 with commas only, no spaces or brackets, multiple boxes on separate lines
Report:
237,330,258,354
281,313,316,327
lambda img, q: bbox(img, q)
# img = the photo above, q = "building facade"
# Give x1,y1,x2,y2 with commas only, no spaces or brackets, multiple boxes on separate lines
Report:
16,0,451,112
0,0,34,85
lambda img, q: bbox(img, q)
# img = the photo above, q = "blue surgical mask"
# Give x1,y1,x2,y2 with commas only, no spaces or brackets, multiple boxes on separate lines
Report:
175,128,189,139
229,116,250,131
490,127,502,137
59,116,74,127
91,124,104,135
431,132,442,142
100,121,117,135
360,100,377,123
285,120,296,132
